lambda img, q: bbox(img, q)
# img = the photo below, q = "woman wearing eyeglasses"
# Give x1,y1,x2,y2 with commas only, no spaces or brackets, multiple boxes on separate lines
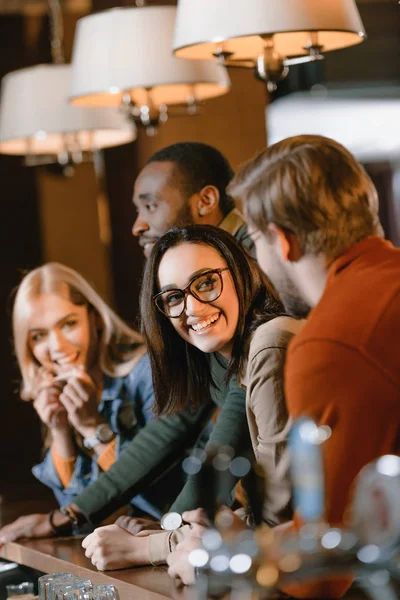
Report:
82,225,304,571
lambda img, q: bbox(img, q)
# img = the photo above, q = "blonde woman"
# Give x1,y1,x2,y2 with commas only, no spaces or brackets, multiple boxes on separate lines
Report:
12,262,162,517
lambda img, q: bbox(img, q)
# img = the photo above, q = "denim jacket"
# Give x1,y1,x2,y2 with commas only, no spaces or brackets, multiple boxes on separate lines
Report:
32,354,164,518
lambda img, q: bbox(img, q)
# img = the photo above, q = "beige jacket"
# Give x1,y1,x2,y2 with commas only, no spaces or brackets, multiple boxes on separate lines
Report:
243,316,305,525
147,316,305,564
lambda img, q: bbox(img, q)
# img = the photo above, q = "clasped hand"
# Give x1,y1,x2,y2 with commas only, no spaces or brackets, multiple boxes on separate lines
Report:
33,366,101,435
81,509,211,574
82,524,150,571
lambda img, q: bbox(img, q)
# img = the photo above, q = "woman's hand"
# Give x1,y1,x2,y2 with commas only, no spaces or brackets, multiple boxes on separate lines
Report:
0,514,53,546
59,368,103,437
166,507,249,585
167,536,200,585
115,515,163,537
166,508,209,585
82,524,150,571
33,378,69,431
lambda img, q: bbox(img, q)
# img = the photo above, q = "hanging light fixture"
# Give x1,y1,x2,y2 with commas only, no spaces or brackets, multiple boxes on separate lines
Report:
0,0,136,170
173,0,366,90
69,5,231,135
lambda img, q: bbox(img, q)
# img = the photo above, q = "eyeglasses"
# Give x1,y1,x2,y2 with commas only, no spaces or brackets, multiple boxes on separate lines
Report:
153,267,229,318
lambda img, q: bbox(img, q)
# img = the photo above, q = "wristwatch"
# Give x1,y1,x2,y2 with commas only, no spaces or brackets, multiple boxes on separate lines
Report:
83,423,115,449
161,511,183,531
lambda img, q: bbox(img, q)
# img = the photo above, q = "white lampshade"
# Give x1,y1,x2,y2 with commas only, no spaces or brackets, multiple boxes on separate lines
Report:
0,63,136,156
173,0,366,61
69,5,231,108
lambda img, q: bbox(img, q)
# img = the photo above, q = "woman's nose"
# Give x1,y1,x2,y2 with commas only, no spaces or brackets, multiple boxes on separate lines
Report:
185,293,206,316
48,329,66,354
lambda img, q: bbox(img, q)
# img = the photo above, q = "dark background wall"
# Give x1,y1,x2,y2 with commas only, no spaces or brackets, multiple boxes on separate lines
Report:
1,14,45,484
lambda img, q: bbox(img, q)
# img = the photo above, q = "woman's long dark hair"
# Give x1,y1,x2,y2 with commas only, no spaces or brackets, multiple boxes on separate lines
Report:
140,225,284,416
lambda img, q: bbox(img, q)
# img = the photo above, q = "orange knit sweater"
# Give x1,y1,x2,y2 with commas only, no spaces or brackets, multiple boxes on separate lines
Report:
283,237,400,598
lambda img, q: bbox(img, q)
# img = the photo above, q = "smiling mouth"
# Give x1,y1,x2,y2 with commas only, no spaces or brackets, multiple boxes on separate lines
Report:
54,353,79,366
190,313,220,333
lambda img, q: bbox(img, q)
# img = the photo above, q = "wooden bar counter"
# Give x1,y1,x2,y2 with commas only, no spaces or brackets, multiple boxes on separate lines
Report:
0,537,196,600
0,487,382,600
0,537,378,600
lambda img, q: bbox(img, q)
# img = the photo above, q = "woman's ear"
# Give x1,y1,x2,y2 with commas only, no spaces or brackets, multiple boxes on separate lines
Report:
89,306,103,335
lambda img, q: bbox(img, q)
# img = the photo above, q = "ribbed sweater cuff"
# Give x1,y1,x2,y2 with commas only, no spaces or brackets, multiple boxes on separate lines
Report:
51,446,76,489
96,438,117,471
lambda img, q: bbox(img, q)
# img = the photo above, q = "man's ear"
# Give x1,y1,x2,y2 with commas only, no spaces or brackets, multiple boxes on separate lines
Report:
196,185,220,217
270,224,303,262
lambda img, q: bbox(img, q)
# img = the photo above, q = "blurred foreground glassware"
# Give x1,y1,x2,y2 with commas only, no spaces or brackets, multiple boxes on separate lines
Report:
64,586,119,600
193,422,400,599
90,585,119,600
63,585,92,600
6,582,35,599
54,580,92,600
38,573,74,600
38,571,72,600
47,576,82,600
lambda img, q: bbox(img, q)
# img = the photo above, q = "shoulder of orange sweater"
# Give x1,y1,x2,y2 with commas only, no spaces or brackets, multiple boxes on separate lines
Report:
287,321,400,391
285,337,400,420
290,240,400,355
286,329,353,364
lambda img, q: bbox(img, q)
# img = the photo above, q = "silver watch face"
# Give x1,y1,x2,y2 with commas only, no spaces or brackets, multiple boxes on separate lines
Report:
161,512,182,531
96,423,114,442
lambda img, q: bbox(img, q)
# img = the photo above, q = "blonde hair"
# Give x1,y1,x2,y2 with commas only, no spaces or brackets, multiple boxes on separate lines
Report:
13,262,145,400
228,135,383,262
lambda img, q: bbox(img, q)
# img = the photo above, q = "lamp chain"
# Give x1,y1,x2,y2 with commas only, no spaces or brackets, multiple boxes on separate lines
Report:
48,0,65,64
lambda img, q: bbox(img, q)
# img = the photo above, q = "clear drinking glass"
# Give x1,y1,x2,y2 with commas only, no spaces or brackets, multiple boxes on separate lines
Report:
54,580,92,600
90,585,120,600
63,585,93,600
63,586,119,600
5,582,35,599
47,576,81,600
39,573,74,600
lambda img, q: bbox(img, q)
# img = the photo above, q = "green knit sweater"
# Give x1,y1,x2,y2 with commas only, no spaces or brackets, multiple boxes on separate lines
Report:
75,354,251,522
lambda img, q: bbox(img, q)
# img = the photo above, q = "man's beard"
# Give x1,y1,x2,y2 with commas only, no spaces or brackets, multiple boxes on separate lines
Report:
279,291,311,319
173,202,195,228
268,263,311,319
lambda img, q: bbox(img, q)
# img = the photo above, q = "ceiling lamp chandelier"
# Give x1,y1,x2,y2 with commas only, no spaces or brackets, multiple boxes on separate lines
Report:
0,0,136,171
69,4,231,135
173,0,366,91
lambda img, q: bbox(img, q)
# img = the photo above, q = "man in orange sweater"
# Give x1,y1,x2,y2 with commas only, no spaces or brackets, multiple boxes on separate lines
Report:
227,134,400,597
167,135,400,597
